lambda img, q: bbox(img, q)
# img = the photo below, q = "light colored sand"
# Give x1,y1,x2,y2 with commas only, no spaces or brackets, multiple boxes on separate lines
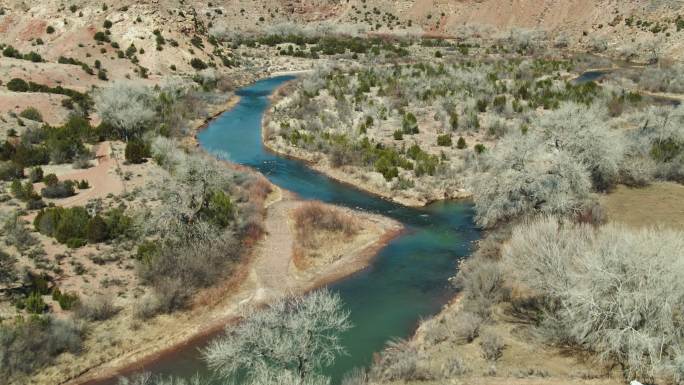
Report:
33,141,125,208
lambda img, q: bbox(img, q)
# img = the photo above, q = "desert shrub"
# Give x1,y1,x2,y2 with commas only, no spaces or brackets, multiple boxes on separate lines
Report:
18,107,43,122
11,179,39,201
0,250,17,285
51,288,79,310
75,296,119,321
440,356,469,378
375,156,399,181
2,214,38,251
452,312,483,344
34,206,131,246
470,132,592,227
44,115,93,163
401,112,419,134
456,136,467,149
137,234,240,313
6,78,29,92
72,156,92,170
41,180,76,198
479,331,505,361
133,292,163,320
0,316,83,376
370,339,434,382
0,161,24,181
201,190,234,228
293,201,359,245
452,257,506,318
34,206,87,243
190,58,208,70
24,291,47,314
94,31,109,42
503,217,684,381
86,215,109,243
42,173,58,186
125,139,149,163
28,167,43,182
437,134,452,146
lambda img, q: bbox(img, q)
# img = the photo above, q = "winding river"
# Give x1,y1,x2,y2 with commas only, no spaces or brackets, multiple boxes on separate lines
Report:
102,75,480,384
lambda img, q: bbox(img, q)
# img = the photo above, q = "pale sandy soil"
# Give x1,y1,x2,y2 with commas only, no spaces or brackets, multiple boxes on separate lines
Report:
35,187,402,385
600,182,684,230
33,141,125,208
0,90,70,126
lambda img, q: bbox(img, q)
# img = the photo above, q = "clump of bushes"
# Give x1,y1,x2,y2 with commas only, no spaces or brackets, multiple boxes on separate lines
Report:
51,288,79,310
18,107,43,122
33,206,132,247
0,316,83,377
470,132,592,227
502,217,684,381
292,201,359,248
74,296,119,321
437,134,452,146
190,57,208,70
401,112,419,134
124,139,150,163
40,176,76,199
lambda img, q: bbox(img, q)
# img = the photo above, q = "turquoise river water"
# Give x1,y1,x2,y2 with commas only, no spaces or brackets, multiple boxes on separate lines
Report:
95,75,480,384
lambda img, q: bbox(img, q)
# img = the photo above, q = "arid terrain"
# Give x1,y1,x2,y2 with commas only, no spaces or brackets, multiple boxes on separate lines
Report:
1,1,683,385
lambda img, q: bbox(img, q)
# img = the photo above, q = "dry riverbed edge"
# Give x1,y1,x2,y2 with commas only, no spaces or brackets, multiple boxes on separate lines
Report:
50,186,401,385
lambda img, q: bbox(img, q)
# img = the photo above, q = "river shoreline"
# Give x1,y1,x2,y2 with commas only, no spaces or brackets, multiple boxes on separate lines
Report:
65,76,404,385
72,196,403,385
261,81,473,208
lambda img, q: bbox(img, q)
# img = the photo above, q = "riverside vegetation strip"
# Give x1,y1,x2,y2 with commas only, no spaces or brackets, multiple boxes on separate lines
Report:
1,1,684,384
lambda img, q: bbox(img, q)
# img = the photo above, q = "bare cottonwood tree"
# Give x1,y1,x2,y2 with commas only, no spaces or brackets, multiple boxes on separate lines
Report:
95,82,157,141
203,289,350,384
503,217,684,381
535,102,625,191
146,152,234,245
470,131,592,227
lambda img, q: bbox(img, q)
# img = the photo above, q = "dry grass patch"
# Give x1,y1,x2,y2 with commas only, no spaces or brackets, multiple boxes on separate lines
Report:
600,182,684,230
292,201,361,269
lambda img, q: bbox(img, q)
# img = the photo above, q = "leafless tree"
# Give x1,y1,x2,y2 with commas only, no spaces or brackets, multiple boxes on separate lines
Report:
146,152,234,245
95,82,157,141
470,131,592,227
203,289,350,384
503,217,684,381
